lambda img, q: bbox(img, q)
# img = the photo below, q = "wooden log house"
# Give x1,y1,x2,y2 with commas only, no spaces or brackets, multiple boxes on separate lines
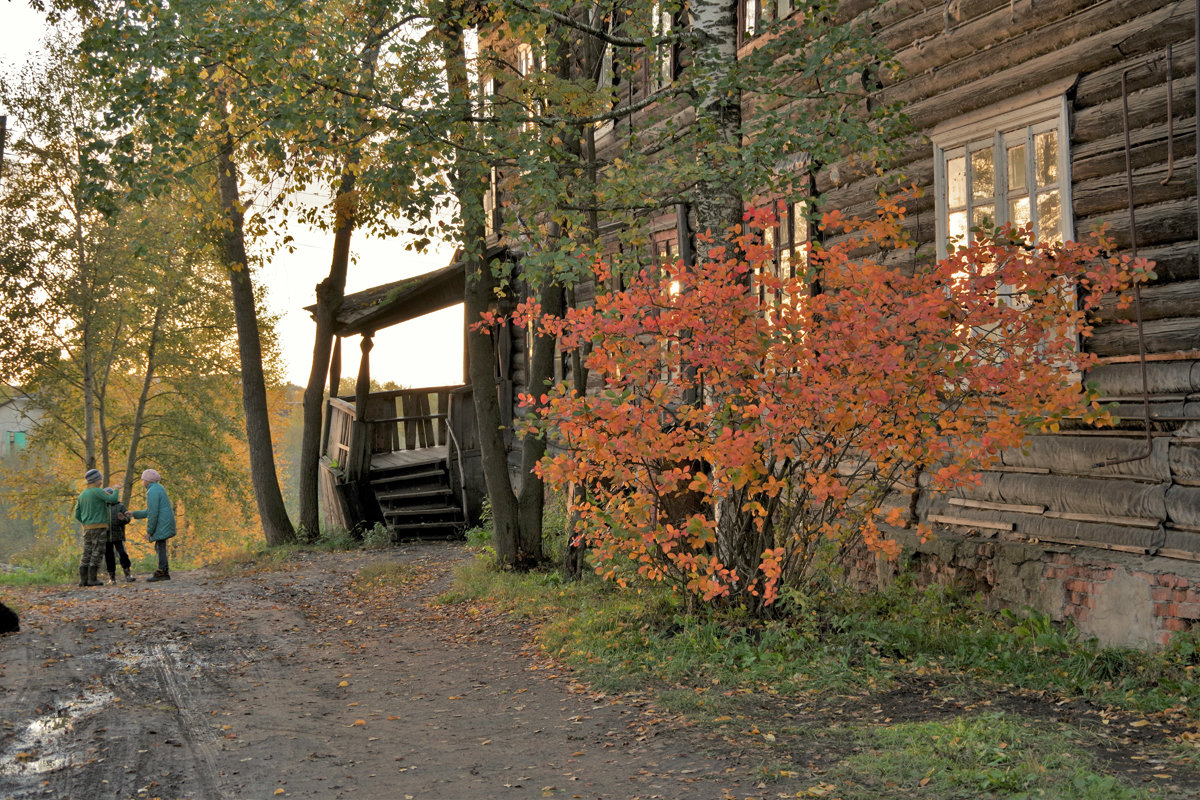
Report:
321,0,1199,645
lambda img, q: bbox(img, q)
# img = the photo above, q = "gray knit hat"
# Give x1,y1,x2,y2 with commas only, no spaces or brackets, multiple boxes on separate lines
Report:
84,468,102,484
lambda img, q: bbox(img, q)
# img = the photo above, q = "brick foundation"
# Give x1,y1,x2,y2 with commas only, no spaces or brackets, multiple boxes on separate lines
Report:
849,530,1200,649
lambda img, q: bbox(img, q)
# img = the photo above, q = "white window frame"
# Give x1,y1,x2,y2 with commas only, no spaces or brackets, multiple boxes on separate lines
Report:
931,81,1075,260
650,2,674,92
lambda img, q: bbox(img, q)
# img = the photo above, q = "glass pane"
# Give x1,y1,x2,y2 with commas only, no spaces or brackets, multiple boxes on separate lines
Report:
972,203,995,232
948,210,968,248
1035,131,1058,186
1037,190,1062,242
794,208,808,244
1008,196,1031,235
947,156,966,208
1007,144,1027,192
971,148,994,199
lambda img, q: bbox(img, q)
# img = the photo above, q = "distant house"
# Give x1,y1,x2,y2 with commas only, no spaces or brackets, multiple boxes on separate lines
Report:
0,388,37,459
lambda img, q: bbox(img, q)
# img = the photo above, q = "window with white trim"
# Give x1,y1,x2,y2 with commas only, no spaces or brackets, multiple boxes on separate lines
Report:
649,2,674,92
932,93,1073,259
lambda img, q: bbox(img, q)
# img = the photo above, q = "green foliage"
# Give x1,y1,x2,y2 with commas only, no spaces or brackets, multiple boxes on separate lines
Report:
362,523,393,550
835,713,1153,799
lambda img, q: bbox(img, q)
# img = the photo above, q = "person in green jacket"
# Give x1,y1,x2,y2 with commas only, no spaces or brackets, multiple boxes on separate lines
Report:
73,468,122,587
129,468,175,582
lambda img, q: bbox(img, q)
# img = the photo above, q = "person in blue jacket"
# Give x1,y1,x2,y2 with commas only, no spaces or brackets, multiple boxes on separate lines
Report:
130,468,176,582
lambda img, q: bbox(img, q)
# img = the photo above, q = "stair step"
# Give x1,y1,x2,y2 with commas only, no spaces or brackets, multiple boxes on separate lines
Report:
376,487,454,503
370,468,446,486
385,506,462,519
388,521,465,539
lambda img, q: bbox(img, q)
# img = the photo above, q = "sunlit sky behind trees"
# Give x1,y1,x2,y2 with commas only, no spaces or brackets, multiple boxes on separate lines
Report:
0,3,463,389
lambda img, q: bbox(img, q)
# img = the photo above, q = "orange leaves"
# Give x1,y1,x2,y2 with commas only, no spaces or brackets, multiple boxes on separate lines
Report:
518,193,1147,613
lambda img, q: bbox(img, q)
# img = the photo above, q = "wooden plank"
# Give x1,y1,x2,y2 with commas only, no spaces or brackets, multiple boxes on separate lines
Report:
949,498,1047,514
929,514,1014,531
1016,532,1158,556
1044,510,1164,529
1096,350,1200,365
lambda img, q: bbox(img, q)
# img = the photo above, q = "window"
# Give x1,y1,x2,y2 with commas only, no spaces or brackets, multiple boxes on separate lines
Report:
649,3,674,92
932,89,1072,259
484,166,500,238
756,200,808,309
776,0,793,19
740,0,760,43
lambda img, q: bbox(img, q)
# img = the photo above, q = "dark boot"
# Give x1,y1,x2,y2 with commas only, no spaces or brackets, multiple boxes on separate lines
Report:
124,568,136,582
78,566,89,587
81,565,102,587
147,569,170,582
107,572,118,585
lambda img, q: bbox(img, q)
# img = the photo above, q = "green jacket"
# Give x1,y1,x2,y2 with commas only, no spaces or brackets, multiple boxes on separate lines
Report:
131,482,176,542
74,486,121,526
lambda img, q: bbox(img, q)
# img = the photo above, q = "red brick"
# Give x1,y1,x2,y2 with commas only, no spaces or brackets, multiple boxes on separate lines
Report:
1158,632,1174,647
1154,602,1176,618
1151,586,1173,602
1162,618,1192,632
1177,603,1200,619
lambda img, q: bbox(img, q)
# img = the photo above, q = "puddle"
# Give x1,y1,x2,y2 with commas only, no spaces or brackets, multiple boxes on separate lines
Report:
0,688,115,777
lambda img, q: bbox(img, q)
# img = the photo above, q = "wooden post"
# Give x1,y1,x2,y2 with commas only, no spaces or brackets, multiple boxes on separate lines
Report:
321,336,342,459
348,333,373,481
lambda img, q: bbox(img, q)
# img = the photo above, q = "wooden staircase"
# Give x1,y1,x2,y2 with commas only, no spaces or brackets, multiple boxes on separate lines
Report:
370,460,465,540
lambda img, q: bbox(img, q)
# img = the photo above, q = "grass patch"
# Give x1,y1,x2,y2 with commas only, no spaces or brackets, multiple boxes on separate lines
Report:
830,712,1154,799
448,556,1199,797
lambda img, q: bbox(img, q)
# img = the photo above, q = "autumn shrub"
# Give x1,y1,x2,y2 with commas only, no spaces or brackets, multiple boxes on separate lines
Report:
528,196,1150,614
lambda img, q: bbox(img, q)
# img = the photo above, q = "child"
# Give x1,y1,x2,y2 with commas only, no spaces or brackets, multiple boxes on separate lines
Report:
129,468,175,582
103,488,136,583
73,468,122,587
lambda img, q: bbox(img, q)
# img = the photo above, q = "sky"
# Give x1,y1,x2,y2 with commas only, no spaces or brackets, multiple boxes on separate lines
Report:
0,4,465,390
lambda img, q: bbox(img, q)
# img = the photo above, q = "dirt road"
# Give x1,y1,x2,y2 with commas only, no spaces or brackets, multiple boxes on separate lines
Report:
0,544,789,800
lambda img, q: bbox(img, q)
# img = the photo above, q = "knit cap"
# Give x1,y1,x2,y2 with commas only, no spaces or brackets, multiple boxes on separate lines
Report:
84,468,102,484
141,468,161,483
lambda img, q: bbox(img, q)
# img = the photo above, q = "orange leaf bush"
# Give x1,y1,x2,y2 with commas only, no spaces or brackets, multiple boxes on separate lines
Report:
525,197,1151,614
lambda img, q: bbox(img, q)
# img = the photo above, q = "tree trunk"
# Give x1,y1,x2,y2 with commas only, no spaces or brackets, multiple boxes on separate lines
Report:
214,117,296,546
298,166,358,537
438,11,529,568
688,0,745,261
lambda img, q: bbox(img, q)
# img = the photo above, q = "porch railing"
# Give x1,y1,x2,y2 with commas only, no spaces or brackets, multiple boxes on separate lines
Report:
322,386,471,520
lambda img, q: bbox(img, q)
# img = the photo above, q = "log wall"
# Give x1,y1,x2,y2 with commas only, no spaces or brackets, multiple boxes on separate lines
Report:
580,0,1200,597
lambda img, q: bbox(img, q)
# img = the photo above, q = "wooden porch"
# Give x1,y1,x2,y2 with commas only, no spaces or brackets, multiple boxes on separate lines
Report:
319,385,484,539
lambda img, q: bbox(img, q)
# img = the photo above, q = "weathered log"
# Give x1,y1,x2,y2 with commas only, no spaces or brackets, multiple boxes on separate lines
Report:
1170,440,1200,484
1094,280,1200,324
1166,485,1200,528
1088,315,1200,357
952,471,1168,520
1072,119,1198,183
1073,156,1197,220
1010,513,1167,550
1074,39,1197,110
1106,400,1200,426
1001,434,1172,482
1088,359,1200,396
1074,77,1197,148
886,3,1190,131
1136,241,1200,284
1076,196,1197,251
887,0,1105,86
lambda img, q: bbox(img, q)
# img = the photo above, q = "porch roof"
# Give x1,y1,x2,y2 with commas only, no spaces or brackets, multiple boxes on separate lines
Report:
312,244,511,338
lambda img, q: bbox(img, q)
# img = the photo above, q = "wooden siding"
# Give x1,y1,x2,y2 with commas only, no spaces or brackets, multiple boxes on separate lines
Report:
582,0,1200,561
